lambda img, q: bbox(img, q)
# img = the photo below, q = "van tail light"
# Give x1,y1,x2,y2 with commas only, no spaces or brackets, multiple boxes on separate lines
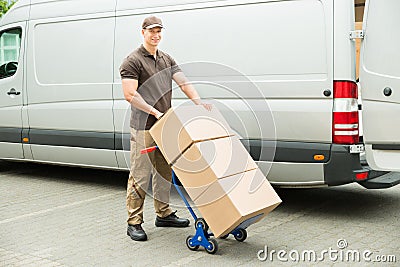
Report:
332,81,359,144
355,171,369,181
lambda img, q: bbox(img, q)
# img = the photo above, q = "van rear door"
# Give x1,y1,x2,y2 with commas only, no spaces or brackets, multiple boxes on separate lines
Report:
360,0,400,171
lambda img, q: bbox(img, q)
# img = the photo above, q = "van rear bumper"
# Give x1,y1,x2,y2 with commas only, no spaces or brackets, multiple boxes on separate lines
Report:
241,140,371,187
323,144,366,186
358,173,400,189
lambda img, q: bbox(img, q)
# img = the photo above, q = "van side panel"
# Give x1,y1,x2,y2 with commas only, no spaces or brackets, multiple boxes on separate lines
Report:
116,0,215,10
115,0,333,142
29,0,116,20
26,11,118,168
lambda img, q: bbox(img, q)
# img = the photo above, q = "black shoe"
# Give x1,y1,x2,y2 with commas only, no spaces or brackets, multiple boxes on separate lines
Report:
127,224,147,241
155,211,190,228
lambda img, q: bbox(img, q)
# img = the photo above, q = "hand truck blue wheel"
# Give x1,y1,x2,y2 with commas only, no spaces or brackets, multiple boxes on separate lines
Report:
186,218,218,254
219,228,247,242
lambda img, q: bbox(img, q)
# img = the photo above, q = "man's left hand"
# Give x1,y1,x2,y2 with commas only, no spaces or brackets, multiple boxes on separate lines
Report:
200,103,212,111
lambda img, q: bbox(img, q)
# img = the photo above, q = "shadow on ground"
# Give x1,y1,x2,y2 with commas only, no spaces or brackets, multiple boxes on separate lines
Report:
0,160,127,188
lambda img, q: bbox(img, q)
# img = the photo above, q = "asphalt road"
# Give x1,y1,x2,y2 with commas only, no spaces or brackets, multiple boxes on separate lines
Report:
0,161,399,266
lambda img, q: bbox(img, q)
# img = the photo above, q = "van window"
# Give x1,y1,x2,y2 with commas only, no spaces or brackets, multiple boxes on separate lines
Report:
0,28,22,79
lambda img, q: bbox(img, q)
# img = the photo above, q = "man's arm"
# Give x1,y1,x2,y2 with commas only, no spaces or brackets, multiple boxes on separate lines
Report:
122,79,163,119
173,72,211,110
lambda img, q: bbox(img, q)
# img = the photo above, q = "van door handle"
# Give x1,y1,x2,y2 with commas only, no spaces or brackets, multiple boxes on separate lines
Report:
7,88,21,96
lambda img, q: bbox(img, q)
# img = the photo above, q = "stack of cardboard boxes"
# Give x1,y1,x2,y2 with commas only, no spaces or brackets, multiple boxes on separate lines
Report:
150,105,281,237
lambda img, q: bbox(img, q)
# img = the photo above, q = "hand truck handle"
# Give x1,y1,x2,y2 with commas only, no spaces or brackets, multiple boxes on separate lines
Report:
140,146,158,154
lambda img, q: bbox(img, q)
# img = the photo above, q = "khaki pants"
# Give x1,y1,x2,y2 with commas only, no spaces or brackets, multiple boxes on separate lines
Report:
126,129,173,225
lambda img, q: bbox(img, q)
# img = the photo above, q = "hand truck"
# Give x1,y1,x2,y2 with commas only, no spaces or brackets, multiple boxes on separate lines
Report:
141,146,248,254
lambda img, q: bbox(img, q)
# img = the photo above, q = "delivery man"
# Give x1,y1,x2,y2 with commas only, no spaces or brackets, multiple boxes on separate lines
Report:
120,16,211,241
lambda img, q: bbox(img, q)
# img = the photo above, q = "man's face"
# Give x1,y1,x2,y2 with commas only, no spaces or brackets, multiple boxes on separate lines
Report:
142,27,162,47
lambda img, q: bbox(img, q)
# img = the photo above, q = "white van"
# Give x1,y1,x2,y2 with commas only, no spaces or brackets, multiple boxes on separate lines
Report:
0,0,399,189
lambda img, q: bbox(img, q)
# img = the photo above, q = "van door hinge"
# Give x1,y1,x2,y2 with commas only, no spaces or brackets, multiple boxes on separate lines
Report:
349,30,364,40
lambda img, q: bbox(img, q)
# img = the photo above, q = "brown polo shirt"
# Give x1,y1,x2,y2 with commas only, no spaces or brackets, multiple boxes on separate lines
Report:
120,45,182,130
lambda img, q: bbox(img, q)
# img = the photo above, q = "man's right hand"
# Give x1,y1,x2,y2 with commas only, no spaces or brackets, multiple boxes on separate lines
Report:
155,111,164,120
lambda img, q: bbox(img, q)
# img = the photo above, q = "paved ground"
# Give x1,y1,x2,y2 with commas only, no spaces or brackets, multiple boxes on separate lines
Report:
0,161,399,266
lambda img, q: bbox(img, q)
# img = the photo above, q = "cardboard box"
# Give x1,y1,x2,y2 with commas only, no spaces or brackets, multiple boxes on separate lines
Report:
172,135,258,200
149,105,234,164
149,105,281,238
193,168,282,237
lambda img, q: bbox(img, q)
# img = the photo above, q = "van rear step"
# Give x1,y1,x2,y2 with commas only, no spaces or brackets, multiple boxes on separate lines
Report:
358,173,400,189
